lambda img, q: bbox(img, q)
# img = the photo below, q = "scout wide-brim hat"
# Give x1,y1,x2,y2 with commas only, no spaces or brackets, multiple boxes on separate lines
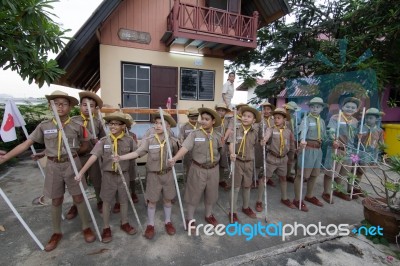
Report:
307,97,327,108
198,107,222,127
241,106,261,123
124,113,136,127
79,91,103,108
45,90,79,107
271,107,287,118
261,101,276,110
104,111,131,127
341,97,361,108
235,103,248,109
187,107,200,117
153,111,177,127
215,103,231,112
283,101,301,111
366,108,385,117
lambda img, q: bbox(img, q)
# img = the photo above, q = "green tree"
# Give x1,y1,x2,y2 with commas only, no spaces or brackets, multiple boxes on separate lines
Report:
0,0,69,87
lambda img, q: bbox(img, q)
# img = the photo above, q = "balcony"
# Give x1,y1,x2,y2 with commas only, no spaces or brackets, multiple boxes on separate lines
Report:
161,1,259,59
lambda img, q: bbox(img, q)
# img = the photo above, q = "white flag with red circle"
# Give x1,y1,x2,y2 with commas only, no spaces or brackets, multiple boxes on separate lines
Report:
0,100,26,142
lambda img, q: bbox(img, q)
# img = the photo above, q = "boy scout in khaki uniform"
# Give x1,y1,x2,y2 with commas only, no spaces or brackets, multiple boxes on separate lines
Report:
116,112,179,240
169,107,222,228
228,106,260,222
263,108,296,209
214,103,231,190
179,108,200,177
0,90,96,251
76,111,137,243
65,91,106,219
293,97,327,211
283,102,301,183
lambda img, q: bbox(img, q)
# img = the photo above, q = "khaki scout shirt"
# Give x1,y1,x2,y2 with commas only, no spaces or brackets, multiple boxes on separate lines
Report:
227,115,242,130
182,128,222,164
228,124,258,161
215,116,231,136
179,122,198,143
72,115,106,152
327,114,358,148
135,134,179,172
360,125,384,149
91,135,135,172
29,119,89,157
266,126,295,156
299,114,327,141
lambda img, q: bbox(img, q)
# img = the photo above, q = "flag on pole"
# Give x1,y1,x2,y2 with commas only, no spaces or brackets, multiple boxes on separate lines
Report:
0,100,26,142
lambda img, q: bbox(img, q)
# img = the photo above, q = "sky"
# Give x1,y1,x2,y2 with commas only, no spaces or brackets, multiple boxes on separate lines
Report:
0,0,262,103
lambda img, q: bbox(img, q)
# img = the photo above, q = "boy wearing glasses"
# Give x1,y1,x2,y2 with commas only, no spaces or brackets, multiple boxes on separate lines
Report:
0,90,95,251
76,111,137,243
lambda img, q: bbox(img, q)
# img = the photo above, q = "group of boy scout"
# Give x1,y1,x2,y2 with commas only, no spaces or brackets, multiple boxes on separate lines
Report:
0,90,385,251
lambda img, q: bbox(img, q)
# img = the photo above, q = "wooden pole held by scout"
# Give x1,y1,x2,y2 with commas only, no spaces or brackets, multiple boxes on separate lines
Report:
96,107,143,232
262,116,268,222
158,107,186,230
329,111,342,204
299,113,308,210
350,107,366,199
50,100,102,242
230,108,237,224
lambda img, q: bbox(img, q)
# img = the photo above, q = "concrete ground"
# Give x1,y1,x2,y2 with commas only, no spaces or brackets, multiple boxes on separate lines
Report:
0,157,398,265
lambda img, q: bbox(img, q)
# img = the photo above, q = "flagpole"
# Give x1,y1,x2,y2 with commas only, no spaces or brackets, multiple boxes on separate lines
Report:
350,107,366,199
0,187,44,250
299,113,308,210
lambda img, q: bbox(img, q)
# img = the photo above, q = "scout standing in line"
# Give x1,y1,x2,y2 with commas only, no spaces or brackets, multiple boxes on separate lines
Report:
115,112,179,239
0,90,96,251
255,101,276,212
355,108,385,196
293,97,327,211
262,108,296,209
75,111,137,243
169,107,222,228
228,106,261,222
322,97,360,203
283,101,301,183
215,103,232,191
65,91,106,220
179,107,200,177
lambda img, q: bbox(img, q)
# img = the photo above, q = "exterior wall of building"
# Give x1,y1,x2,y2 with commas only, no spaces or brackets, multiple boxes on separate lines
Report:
100,44,224,122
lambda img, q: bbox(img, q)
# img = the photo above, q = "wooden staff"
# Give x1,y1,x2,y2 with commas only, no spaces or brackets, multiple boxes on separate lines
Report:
50,101,102,241
262,116,268,222
329,110,342,204
96,108,143,232
350,107,366,199
158,108,186,230
230,108,237,224
299,113,308,209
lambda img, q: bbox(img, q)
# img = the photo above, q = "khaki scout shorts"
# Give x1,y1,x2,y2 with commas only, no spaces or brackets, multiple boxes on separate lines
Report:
233,159,254,188
265,154,288,178
80,153,102,192
184,162,219,206
324,149,351,178
100,171,129,204
145,171,176,202
44,157,86,199
296,147,323,179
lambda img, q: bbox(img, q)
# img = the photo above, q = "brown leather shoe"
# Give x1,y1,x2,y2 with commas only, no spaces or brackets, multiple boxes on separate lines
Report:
255,201,263,212
44,233,62,252
66,205,77,220
321,193,334,204
101,228,112,243
228,212,239,224
131,193,139,204
120,223,137,235
281,199,296,209
205,214,218,227
333,191,351,201
219,180,228,189
83,227,96,243
304,196,324,207
97,201,103,214
266,179,276,187
293,199,309,212
112,202,120,213
165,222,176,235
144,225,155,239
242,207,257,218
286,176,295,183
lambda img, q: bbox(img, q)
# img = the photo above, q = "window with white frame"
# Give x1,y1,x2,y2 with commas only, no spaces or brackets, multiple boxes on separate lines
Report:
180,68,215,101
122,63,150,121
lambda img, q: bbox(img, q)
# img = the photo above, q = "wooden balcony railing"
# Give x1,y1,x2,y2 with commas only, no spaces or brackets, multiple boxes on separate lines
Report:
166,0,258,44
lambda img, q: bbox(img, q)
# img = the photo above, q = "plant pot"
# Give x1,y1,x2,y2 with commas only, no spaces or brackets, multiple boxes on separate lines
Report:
362,197,400,243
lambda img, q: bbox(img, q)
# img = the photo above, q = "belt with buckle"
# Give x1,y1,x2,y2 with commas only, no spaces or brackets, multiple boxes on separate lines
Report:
268,150,286,159
236,156,252,162
192,160,218,169
305,140,322,149
47,154,78,163
149,168,172,175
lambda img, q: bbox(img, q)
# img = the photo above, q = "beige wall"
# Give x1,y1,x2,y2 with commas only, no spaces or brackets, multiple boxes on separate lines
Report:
100,44,225,123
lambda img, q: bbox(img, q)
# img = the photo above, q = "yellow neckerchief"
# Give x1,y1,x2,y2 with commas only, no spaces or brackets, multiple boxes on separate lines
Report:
237,124,252,158
274,125,286,156
341,113,354,138
364,124,375,147
52,117,71,160
189,122,197,130
221,117,225,131
80,113,89,128
265,116,271,128
200,127,214,163
110,131,125,171
236,114,242,121
309,113,321,140
154,133,166,170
